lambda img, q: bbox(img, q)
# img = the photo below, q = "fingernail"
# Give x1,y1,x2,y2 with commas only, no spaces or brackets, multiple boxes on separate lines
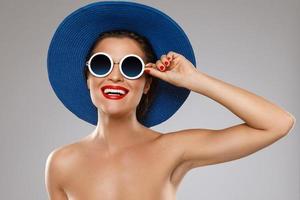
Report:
159,66,165,71
167,56,172,60
144,69,150,73
164,61,169,66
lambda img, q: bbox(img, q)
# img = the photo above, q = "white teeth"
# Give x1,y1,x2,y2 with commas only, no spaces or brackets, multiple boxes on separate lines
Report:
104,88,126,95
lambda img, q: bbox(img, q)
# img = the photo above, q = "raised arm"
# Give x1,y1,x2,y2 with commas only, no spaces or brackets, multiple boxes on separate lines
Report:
166,70,295,174
145,51,295,183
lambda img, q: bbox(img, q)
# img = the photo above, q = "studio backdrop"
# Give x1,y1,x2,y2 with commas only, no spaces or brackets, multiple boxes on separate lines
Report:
0,0,299,199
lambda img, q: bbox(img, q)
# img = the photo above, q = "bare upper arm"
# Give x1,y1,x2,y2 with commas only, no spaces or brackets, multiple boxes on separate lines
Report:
166,121,293,170
45,148,69,200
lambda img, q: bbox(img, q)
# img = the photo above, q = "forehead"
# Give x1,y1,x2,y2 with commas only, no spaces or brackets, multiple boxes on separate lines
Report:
91,37,146,61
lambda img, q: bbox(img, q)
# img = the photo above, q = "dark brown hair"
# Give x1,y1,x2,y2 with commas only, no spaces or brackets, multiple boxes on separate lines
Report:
84,30,158,124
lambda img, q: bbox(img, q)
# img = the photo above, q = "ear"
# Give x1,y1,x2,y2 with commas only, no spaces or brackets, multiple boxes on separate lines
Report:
87,79,90,90
86,71,91,90
143,76,152,94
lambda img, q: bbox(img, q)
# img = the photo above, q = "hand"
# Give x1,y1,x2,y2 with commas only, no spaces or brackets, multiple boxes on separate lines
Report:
144,51,199,89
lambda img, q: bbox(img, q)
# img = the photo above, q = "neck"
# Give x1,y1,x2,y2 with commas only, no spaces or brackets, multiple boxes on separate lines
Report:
91,109,147,154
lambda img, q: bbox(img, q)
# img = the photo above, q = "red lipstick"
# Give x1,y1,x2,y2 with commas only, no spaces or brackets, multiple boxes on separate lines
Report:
101,85,129,100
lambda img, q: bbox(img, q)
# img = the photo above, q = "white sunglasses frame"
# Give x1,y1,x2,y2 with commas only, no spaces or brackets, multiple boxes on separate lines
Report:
85,52,145,80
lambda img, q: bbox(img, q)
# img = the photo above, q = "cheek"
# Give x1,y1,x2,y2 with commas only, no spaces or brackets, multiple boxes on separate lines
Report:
129,79,146,94
88,78,104,101
127,80,146,103
89,77,103,88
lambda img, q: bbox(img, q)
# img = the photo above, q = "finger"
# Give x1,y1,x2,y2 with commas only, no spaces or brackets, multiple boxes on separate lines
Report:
144,63,167,79
155,60,167,72
167,51,180,60
145,62,155,69
166,52,173,62
144,63,156,74
160,55,170,67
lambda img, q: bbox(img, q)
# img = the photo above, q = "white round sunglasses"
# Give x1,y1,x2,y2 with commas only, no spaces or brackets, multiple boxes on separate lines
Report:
85,52,146,80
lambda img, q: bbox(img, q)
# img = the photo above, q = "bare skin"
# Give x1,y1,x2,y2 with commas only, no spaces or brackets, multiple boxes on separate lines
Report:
47,130,185,200
45,37,185,200
45,37,295,200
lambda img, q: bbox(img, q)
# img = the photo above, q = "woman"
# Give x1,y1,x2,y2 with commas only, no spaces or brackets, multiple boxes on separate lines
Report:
45,2,295,200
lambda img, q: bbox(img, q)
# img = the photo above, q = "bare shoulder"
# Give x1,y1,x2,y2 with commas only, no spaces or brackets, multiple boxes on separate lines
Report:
156,129,209,186
45,142,83,199
46,142,81,164
45,142,82,177
45,140,86,177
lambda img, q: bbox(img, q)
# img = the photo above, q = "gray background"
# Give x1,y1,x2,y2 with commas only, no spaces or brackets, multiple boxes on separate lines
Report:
0,0,299,199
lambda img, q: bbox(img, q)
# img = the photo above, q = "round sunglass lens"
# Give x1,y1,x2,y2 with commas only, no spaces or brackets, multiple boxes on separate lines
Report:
90,54,111,76
122,56,143,78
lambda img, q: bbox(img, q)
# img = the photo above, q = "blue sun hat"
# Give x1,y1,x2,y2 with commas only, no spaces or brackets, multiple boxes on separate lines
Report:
47,1,196,128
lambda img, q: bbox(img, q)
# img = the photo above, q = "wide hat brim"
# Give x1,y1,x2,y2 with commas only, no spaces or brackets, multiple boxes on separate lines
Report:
47,1,196,128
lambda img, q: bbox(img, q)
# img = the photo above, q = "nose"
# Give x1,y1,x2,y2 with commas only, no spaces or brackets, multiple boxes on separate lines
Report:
107,62,124,82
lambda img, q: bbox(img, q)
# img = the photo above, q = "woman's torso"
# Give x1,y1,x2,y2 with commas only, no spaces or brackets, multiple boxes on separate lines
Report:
59,130,187,200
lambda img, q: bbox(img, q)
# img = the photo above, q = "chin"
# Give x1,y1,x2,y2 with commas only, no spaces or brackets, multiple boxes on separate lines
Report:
99,104,135,117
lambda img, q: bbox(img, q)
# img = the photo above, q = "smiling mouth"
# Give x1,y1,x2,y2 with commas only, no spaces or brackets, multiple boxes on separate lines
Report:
101,86,129,100
102,90,127,100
